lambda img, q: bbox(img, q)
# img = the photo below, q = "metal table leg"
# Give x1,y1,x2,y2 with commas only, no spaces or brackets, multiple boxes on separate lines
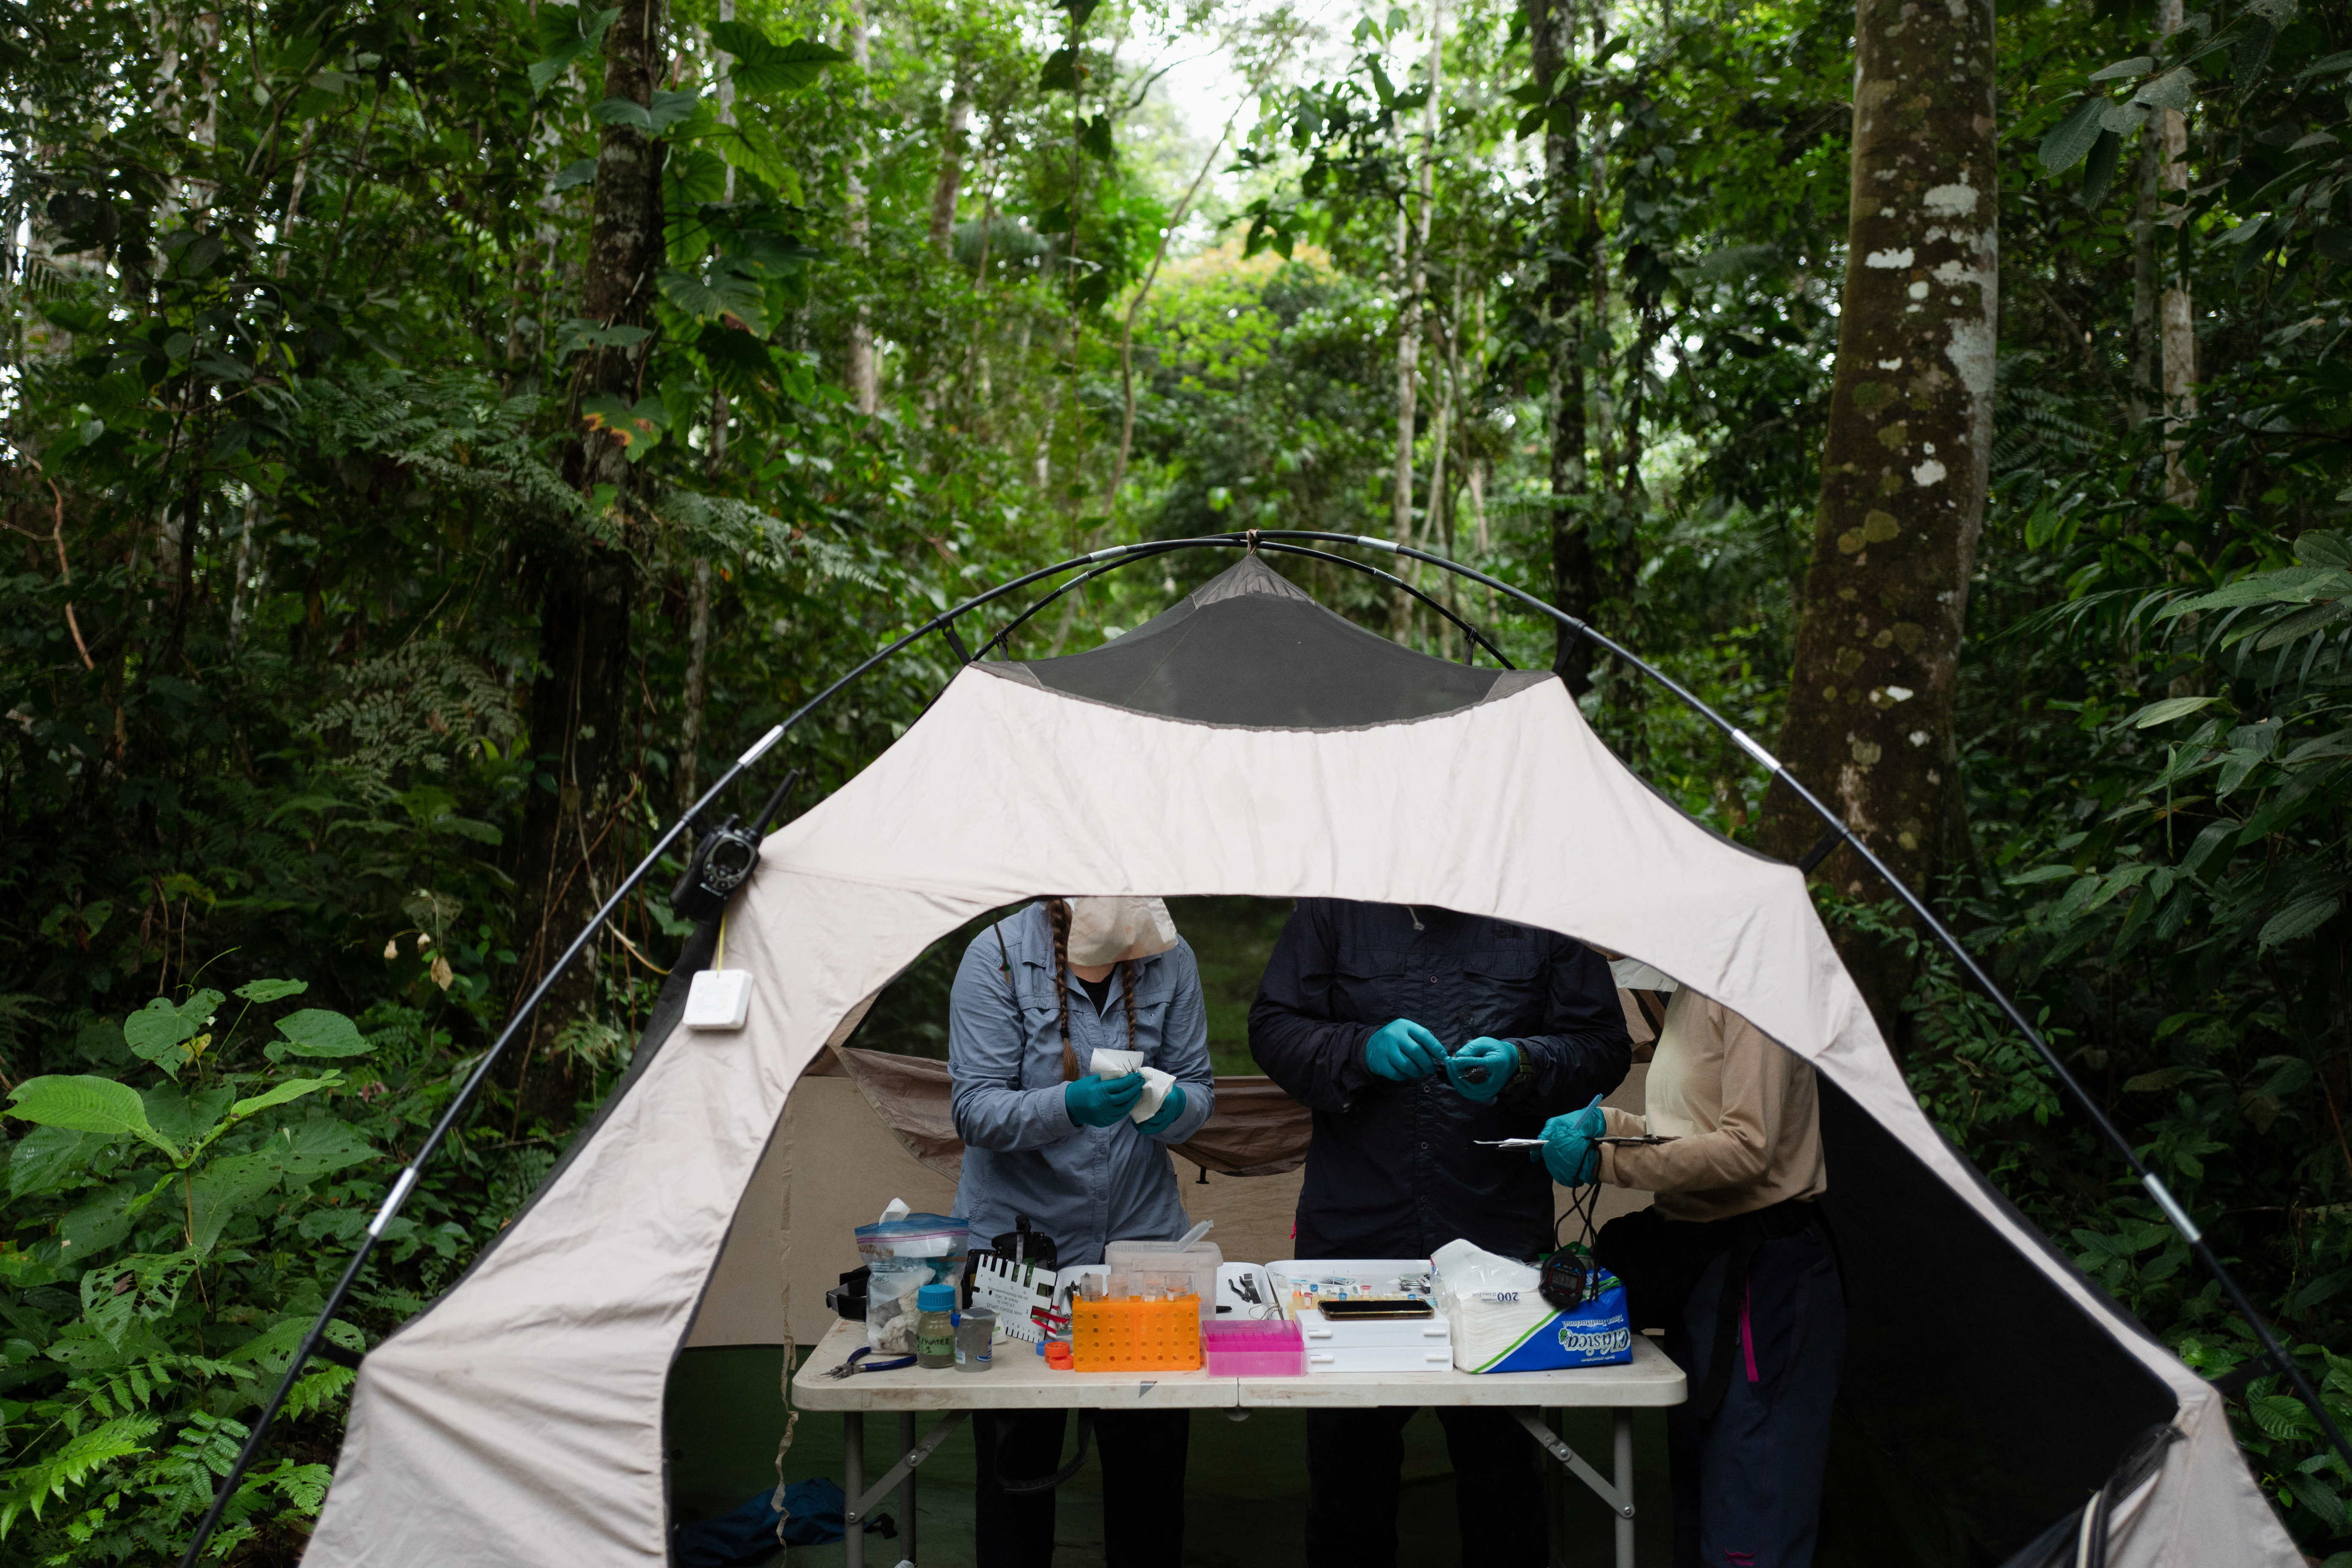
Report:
842,1412,966,1556
845,1412,865,1568
1613,1409,1634,1568
1513,1408,1635,1564
1542,1409,1567,1568
898,1411,917,1564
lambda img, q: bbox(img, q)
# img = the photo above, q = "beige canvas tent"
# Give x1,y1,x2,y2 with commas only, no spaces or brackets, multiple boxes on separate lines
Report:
280,555,2296,1568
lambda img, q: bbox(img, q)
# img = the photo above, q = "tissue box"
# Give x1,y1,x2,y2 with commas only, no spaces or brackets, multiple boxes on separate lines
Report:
1430,1238,1633,1373
1445,1273,1633,1373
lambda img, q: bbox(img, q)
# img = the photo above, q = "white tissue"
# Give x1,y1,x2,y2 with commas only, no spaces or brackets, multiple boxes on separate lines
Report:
878,1197,911,1223
1433,1238,1542,1293
1091,1050,1176,1123
1432,1239,1552,1372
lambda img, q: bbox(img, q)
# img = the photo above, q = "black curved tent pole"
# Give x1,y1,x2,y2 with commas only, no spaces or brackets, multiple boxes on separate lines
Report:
177,533,2343,1563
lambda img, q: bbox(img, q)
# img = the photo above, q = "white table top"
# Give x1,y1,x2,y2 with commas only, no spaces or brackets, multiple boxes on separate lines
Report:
792,1319,1687,1412
794,1319,1234,1410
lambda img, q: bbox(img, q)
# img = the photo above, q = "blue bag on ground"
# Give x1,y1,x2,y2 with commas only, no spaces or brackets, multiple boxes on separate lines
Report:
674,1477,860,1565
1433,1238,1634,1372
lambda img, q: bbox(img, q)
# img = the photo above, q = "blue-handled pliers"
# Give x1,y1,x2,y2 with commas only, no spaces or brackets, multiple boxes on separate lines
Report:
826,1345,919,1379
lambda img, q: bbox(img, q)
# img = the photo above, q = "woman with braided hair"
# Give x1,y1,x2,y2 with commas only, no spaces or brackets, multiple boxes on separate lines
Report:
947,895,1213,1568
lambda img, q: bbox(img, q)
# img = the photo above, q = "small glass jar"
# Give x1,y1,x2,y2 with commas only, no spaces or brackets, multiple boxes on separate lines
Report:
955,1307,997,1372
915,1284,957,1370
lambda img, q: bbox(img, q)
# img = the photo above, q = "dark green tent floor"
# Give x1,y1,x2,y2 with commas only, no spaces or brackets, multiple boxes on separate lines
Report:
670,1347,1673,1566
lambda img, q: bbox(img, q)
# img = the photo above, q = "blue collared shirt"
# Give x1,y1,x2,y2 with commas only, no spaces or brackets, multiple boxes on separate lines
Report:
948,901,1214,1267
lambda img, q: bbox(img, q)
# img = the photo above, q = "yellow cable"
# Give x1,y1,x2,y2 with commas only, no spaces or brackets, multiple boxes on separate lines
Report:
714,912,728,972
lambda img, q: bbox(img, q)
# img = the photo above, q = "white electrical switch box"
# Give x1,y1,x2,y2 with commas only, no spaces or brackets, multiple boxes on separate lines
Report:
684,969,752,1030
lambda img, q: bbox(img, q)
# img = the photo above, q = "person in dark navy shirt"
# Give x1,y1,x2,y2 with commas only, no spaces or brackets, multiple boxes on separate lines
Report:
1249,898,1631,1568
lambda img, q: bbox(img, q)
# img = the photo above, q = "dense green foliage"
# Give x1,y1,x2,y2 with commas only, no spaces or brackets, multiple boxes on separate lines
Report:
1,0,2349,1557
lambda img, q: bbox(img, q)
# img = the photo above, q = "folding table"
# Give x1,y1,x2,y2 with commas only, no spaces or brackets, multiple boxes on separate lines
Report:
793,1317,1687,1568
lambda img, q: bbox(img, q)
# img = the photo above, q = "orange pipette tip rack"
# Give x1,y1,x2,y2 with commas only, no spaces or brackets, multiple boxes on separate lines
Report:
1070,1295,1202,1373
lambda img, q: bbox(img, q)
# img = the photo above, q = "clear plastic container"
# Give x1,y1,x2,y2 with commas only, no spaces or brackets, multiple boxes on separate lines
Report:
1105,1239,1221,1320
1202,1318,1306,1376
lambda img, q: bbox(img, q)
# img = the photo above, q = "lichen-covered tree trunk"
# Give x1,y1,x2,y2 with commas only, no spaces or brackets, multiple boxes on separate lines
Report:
1530,0,1593,688
517,0,665,1120
1762,0,1997,1031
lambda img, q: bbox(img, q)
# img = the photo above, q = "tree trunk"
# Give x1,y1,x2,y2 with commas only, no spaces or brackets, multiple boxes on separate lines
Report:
2129,132,2157,428
930,85,970,251
1531,0,1594,690
845,0,877,416
2153,0,2196,505
1760,0,1997,1034
517,0,665,1119
1388,8,1442,641
677,0,732,816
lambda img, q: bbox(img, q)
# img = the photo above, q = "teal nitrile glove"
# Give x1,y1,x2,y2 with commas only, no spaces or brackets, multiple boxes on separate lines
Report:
1066,1072,1145,1128
1365,1018,1446,1081
1445,1037,1519,1102
1535,1095,1607,1186
1136,1083,1188,1136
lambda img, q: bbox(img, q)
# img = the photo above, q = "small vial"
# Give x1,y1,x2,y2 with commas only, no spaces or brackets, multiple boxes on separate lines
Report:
956,1308,996,1373
915,1285,956,1370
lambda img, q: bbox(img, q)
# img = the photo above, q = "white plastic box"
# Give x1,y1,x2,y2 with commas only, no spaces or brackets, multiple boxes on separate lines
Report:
1295,1307,1454,1373
683,969,752,1030
1267,1259,1451,1374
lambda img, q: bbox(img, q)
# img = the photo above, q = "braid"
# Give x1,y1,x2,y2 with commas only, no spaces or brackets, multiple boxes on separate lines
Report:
1120,959,1138,1051
1048,898,1078,1082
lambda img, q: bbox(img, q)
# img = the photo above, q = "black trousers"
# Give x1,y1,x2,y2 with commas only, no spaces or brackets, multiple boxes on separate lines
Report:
1664,1225,1844,1568
971,1406,1189,1568
1303,1405,1545,1568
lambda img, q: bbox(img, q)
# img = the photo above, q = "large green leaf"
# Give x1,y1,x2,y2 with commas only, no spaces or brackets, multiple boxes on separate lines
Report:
56,1187,135,1264
5,1125,99,1200
2130,695,2218,727
528,3,619,93
591,89,699,137
2260,894,2340,949
658,266,767,331
274,1009,372,1057
268,1119,380,1181
228,1076,341,1122
188,1152,285,1254
122,989,224,1077
2038,97,2108,175
6,1076,182,1161
143,1083,235,1154
713,25,846,94
80,1250,197,1345
232,978,309,1003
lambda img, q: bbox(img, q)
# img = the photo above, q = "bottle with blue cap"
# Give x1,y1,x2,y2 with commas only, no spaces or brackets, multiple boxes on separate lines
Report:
915,1283,957,1370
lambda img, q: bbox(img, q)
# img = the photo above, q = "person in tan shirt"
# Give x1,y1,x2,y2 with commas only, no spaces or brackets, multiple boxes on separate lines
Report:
1542,985,1843,1568
1597,989,1827,1222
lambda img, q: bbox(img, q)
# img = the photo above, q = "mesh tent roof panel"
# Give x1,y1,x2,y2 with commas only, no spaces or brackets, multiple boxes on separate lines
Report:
1013,555,1509,728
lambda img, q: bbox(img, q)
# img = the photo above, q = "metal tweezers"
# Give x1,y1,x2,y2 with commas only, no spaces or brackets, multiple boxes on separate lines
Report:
826,1345,918,1379
1475,1134,1677,1149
